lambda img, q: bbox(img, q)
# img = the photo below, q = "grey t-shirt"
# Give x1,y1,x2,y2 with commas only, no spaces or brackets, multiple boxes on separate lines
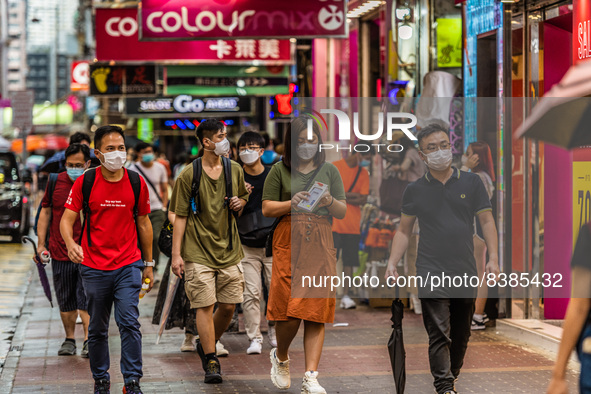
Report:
130,161,168,211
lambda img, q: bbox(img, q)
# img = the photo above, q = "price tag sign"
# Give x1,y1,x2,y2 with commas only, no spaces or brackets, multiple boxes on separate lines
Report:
573,161,591,246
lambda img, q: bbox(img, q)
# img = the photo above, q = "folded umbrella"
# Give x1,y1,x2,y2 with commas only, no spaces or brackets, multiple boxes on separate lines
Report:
22,236,53,307
156,267,180,345
387,288,406,394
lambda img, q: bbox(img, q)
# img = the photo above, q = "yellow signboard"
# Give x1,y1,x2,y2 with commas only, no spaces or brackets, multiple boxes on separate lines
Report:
573,161,591,246
436,19,462,68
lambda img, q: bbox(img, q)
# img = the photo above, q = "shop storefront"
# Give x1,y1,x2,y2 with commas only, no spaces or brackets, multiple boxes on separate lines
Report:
464,0,588,320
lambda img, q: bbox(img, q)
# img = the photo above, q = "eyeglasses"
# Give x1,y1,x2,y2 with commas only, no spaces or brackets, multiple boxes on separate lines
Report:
238,146,261,152
421,142,451,154
65,164,86,169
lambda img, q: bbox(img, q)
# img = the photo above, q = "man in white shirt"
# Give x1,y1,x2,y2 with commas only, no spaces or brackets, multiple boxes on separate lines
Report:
130,142,169,269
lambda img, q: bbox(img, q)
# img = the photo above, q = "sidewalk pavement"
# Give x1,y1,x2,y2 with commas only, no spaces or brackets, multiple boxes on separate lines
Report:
0,240,34,380
0,261,581,393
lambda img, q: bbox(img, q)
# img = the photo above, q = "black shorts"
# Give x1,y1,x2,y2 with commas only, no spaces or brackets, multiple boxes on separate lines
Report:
52,259,87,312
333,233,361,267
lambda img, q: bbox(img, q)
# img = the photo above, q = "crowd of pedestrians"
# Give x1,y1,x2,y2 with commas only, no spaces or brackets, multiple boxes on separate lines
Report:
30,119,588,394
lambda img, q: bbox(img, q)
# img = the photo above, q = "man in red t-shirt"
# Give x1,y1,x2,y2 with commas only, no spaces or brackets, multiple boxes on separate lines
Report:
38,143,91,358
60,125,153,394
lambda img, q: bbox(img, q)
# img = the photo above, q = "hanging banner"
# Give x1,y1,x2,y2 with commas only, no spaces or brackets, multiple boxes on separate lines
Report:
96,8,293,64
138,0,347,41
574,0,591,65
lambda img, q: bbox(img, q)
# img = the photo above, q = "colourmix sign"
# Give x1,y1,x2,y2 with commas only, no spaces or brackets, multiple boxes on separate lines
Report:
138,0,347,41
95,8,293,64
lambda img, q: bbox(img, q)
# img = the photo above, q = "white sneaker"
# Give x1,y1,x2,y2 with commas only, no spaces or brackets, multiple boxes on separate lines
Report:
216,340,229,357
270,348,290,389
301,371,326,394
247,338,263,354
268,325,277,348
180,333,195,352
411,294,422,315
340,295,356,309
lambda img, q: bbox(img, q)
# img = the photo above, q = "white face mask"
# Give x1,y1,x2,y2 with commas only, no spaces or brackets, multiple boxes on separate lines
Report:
239,149,260,165
461,155,468,165
424,149,453,171
99,150,127,172
206,138,231,156
297,143,318,161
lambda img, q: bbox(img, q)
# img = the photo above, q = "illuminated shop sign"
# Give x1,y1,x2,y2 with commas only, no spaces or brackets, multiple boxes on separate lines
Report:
125,96,252,117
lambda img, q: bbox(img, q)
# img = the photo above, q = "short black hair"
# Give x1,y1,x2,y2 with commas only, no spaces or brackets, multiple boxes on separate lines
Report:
94,125,125,150
70,132,91,145
416,123,448,149
196,119,224,145
65,143,90,161
237,131,265,149
135,142,152,153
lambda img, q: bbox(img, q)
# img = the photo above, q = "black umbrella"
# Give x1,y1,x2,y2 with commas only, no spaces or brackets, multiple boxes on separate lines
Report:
388,290,406,394
515,60,591,149
22,236,54,307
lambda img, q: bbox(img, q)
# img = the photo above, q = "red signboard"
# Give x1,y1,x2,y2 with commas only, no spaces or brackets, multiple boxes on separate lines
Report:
574,0,591,65
71,61,90,92
96,8,293,64
138,0,347,41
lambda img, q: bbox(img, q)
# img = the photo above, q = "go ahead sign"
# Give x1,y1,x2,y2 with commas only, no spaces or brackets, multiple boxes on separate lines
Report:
138,0,347,41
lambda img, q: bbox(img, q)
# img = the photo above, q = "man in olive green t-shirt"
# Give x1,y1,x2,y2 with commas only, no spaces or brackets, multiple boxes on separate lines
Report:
170,119,248,384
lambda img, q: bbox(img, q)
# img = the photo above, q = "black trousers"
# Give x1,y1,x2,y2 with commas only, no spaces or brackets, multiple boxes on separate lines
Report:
420,298,475,394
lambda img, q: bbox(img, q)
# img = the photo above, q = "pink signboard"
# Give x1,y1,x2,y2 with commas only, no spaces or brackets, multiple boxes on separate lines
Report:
138,0,347,41
96,8,293,64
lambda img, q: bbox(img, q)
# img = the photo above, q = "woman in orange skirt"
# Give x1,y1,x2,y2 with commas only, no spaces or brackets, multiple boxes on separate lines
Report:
262,118,346,394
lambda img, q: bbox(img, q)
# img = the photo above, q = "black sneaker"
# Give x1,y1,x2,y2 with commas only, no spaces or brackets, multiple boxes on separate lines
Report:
196,338,207,371
94,378,110,394
122,379,142,394
204,358,222,384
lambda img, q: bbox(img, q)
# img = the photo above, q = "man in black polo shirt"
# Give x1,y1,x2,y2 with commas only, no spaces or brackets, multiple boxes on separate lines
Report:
385,124,499,394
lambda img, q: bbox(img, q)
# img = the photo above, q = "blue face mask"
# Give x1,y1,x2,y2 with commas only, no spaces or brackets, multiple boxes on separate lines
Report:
360,159,370,167
67,168,85,181
142,153,155,163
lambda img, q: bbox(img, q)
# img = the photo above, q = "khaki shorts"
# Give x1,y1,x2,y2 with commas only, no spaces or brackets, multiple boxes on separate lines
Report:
184,262,245,309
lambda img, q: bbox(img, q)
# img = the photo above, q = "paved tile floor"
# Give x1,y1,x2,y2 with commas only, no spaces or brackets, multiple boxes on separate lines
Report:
0,252,581,393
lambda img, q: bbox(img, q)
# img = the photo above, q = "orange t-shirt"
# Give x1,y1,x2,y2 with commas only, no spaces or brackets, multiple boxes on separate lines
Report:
332,159,370,235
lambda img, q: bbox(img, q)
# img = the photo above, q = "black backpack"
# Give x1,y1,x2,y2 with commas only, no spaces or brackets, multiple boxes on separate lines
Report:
79,168,141,247
190,156,237,250
33,173,59,242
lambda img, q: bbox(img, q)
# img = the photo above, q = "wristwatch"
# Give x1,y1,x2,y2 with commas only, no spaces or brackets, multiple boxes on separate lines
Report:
144,260,155,267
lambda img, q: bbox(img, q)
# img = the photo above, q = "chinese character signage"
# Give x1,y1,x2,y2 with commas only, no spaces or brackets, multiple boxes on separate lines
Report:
125,96,253,117
436,19,462,68
138,0,347,41
89,64,156,96
96,8,293,63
